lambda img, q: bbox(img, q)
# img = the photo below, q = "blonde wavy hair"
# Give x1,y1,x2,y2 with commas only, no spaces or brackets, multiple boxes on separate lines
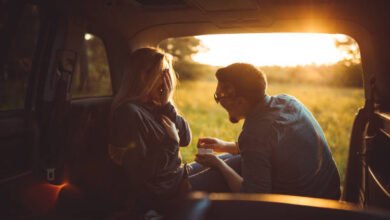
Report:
111,47,177,113
109,47,177,165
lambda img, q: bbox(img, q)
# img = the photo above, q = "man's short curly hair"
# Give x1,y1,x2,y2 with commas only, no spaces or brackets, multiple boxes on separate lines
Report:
215,63,267,103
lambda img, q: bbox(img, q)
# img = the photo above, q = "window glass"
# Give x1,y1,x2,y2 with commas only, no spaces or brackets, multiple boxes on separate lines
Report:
71,33,112,98
0,4,40,111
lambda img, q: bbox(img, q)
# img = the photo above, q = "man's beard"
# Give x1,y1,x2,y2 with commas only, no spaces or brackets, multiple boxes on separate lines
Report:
229,116,239,124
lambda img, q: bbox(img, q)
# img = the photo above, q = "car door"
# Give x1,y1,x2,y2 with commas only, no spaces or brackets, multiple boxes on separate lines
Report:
0,0,82,217
0,0,41,182
0,0,44,216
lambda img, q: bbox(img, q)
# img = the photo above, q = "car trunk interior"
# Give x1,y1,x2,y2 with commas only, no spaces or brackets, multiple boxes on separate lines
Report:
0,0,389,219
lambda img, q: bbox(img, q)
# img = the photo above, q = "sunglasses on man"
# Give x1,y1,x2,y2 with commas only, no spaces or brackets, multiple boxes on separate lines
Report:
214,92,234,104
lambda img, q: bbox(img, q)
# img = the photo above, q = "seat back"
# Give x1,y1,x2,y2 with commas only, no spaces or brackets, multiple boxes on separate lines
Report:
55,98,128,217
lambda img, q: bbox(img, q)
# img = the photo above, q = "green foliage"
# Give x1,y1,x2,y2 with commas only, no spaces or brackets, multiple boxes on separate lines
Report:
174,81,364,187
71,34,112,98
174,60,219,81
159,35,363,87
159,37,206,61
171,60,364,87
159,37,213,80
262,62,364,88
334,36,361,64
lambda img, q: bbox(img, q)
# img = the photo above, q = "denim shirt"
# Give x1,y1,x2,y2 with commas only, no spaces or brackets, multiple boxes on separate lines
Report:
239,94,340,199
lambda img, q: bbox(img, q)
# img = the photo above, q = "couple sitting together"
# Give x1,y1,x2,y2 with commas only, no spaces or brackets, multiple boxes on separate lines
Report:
108,47,341,215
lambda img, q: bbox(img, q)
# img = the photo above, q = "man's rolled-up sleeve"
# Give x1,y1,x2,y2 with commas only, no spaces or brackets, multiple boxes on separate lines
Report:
239,127,275,193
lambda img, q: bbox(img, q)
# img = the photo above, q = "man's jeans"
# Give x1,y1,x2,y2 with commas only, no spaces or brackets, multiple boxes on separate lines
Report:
187,153,241,192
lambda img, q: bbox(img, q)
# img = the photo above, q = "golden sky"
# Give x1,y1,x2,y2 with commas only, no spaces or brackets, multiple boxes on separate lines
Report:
193,33,351,67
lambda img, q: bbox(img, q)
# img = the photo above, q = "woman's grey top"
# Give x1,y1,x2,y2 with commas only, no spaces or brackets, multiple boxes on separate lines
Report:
109,101,191,199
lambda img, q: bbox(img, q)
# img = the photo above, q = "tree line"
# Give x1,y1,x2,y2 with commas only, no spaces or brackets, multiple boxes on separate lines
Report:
159,36,363,88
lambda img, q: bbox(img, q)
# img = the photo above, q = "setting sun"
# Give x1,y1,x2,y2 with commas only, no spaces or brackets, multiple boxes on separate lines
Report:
193,34,353,67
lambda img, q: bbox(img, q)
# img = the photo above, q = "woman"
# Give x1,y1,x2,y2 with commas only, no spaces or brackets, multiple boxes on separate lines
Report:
108,47,191,213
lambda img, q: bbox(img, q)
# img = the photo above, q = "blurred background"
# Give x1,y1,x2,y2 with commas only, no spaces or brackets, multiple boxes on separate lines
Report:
1,31,362,191
159,34,363,190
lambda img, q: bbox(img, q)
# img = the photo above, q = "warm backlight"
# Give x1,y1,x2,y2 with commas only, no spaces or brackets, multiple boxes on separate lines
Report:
193,33,352,67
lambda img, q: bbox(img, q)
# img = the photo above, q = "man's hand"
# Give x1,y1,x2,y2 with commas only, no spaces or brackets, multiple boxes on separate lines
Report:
195,153,224,168
197,137,239,154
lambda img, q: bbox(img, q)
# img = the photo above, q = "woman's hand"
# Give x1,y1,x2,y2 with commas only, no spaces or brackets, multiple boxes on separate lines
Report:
161,115,180,144
152,69,172,106
161,69,173,105
195,153,224,168
197,137,239,154
150,69,172,106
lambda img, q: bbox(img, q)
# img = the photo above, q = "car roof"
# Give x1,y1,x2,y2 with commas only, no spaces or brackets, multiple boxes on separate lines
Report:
56,0,390,109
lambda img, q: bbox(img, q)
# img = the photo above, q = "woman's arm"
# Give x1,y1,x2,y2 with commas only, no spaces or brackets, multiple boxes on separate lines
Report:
217,160,243,192
195,154,243,192
176,115,191,147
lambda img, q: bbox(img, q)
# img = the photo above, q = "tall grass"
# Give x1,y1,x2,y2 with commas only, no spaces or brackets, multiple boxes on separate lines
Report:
174,80,364,186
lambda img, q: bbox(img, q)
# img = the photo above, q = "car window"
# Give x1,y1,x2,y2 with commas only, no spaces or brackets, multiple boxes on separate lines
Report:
71,33,113,98
0,4,40,111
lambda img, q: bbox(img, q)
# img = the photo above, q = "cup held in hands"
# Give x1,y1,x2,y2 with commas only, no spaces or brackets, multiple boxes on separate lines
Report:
198,148,214,155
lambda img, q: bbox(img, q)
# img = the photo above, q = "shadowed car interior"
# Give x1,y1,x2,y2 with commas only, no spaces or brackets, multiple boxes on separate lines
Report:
0,0,389,219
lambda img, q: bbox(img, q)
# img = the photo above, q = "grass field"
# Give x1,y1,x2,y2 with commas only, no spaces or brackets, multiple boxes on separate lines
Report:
173,80,364,186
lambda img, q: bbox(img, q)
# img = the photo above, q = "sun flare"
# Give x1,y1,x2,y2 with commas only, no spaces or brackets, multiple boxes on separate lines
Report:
193,33,353,67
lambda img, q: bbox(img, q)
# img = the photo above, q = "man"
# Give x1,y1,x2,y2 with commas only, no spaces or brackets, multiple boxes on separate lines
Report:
195,63,340,200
